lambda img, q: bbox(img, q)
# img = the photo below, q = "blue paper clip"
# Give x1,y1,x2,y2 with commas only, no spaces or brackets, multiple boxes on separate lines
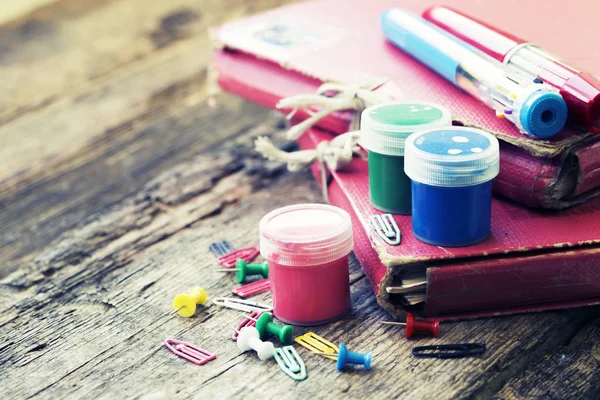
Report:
209,240,235,257
370,214,401,246
273,346,307,381
412,343,486,359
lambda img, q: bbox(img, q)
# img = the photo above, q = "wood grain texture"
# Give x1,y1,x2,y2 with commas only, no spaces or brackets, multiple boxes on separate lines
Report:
0,0,298,277
493,315,600,399
1,125,598,399
1,0,600,399
0,0,297,190
0,0,58,25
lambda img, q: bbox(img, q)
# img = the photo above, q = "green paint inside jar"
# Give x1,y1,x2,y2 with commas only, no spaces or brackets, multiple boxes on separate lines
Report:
361,103,452,215
368,151,412,214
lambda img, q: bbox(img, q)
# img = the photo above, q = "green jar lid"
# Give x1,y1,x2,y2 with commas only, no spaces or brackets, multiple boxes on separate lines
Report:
360,102,452,156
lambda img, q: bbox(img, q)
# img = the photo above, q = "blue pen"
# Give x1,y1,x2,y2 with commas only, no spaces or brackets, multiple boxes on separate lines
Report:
381,9,568,139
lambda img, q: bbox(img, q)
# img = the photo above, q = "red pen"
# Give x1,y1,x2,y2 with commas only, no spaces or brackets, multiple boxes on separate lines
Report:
423,6,600,133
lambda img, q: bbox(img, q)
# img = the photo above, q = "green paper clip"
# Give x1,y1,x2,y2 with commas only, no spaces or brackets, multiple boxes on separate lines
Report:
273,346,307,381
370,214,401,246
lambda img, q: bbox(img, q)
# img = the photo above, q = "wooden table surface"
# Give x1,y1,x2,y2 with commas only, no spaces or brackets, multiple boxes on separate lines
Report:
1,1,600,399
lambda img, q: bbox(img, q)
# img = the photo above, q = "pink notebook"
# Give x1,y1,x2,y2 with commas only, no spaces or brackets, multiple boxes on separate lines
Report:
215,0,600,209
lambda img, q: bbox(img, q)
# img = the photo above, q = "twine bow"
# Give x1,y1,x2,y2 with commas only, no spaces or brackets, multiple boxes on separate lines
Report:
277,78,391,140
254,78,392,201
255,131,361,202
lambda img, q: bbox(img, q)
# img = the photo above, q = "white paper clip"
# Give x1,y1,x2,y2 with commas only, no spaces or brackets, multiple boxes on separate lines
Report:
212,297,273,313
370,214,401,246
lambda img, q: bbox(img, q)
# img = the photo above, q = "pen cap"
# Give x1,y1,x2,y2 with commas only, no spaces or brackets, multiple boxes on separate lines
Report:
561,72,600,132
360,102,452,156
405,127,499,187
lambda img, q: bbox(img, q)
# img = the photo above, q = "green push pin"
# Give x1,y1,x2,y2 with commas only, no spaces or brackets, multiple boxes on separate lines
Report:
216,259,269,283
254,313,294,344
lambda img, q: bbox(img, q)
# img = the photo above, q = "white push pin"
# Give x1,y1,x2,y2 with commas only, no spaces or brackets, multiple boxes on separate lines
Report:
233,326,275,361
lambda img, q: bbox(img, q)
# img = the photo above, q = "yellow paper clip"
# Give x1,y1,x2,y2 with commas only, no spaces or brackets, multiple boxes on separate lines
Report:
294,332,339,360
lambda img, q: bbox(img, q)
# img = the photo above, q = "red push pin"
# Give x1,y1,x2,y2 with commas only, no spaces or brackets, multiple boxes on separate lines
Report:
380,313,440,338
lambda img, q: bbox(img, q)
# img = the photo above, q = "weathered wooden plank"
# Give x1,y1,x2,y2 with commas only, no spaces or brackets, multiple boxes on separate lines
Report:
1,129,598,399
0,0,298,190
0,0,58,26
493,314,600,399
0,92,282,278
0,0,295,277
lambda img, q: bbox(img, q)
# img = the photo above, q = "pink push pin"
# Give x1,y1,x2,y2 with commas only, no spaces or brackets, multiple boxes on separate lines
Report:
164,339,216,366
217,246,259,268
232,279,271,298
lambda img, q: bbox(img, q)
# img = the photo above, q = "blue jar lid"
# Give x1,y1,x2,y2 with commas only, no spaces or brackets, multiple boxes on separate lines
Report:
404,127,500,187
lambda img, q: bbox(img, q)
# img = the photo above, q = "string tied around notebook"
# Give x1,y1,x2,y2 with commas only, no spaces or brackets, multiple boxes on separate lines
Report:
254,78,392,202
255,131,361,202
276,77,392,140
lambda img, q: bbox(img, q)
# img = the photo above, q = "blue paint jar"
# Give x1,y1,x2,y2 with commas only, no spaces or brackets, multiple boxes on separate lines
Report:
404,127,500,247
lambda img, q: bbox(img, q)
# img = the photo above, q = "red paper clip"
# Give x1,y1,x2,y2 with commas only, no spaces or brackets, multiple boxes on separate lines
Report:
217,246,259,268
232,279,271,298
164,339,216,365
232,311,273,341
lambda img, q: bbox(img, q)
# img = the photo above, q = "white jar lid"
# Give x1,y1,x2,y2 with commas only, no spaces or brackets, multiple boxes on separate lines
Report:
360,102,452,156
404,127,500,187
259,204,353,267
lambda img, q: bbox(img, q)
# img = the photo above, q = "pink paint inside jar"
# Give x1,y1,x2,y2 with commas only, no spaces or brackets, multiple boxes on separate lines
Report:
259,204,354,326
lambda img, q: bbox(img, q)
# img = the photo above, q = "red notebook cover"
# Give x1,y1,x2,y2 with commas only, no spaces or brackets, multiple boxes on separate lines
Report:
300,128,600,320
214,0,600,209
214,0,600,318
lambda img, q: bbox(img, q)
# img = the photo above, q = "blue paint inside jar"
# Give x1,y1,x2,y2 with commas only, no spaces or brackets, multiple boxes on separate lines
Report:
411,181,492,247
404,127,500,247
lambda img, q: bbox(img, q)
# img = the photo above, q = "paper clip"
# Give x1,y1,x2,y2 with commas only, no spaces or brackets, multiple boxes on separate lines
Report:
209,240,235,258
412,343,486,359
273,346,307,381
164,339,216,366
232,279,271,298
370,214,401,246
213,297,273,313
231,311,273,341
217,246,260,268
294,332,339,360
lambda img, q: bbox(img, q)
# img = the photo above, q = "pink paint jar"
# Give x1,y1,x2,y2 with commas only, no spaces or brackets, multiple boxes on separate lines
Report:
259,204,354,326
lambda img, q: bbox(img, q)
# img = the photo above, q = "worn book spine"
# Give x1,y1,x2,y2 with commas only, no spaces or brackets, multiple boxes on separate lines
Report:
215,49,600,209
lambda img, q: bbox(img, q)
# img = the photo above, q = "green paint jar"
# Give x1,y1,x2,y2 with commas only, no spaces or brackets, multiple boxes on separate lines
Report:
360,102,452,214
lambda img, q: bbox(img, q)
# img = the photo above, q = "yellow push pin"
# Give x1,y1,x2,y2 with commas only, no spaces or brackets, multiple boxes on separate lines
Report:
173,288,208,317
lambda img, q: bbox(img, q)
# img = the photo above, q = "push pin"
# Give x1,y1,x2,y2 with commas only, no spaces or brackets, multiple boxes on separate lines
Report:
247,313,294,344
215,259,269,283
311,343,372,371
380,312,440,338
173,287,208,317
233,326,275,361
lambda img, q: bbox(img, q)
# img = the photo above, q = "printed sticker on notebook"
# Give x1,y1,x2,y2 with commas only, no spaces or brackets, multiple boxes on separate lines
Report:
218,16,347,63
